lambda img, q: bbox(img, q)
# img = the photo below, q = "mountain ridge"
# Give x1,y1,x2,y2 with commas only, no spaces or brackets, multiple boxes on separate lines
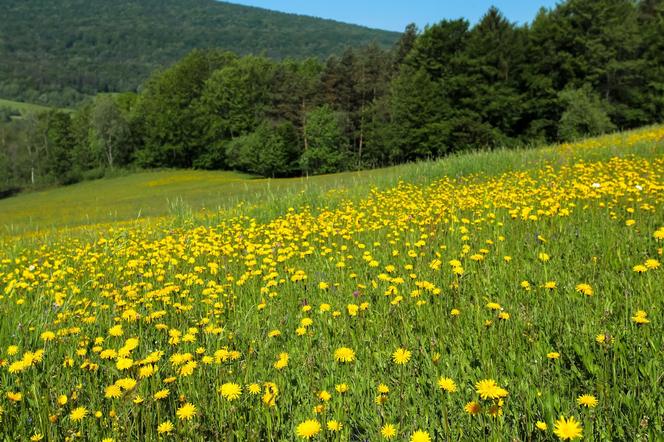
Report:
0,0,399,106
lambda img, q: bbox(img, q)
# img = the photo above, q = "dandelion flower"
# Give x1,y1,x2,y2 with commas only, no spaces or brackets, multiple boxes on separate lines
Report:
553,416,583,440
334,347,355,363
295,419,321,439
392,348,411,365
176,403,197,421
327,420,342,431
70,407,88,422
219,383,242,401
577,394,598,408
381,423,397,439
464,401,481,415
536,421,548,431
437,377,457,393
410,430,431,442
157,421,174,434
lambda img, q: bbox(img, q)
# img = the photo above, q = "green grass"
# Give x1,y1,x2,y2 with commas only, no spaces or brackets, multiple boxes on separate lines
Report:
1,125,662,237
0,126,662,441
0,98,63,115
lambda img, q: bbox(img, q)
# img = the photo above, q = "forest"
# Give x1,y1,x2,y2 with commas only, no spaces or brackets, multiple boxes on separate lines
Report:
0,0,397,106
1,0,663,195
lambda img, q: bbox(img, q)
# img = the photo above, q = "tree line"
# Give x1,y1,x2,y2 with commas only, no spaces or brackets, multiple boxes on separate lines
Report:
1,0,663,195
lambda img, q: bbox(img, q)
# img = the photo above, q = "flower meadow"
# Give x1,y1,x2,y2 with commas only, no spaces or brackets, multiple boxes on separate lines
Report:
0,129,663,441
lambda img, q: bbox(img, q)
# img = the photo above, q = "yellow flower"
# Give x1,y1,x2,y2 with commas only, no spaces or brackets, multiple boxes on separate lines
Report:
392,348,411,365
631,310,650,324
157,420,174,434
410,430,431,442
70,406,88,422
377,383,389,394
295,419,321,439
632,264,647,273
104,385,122,399
57,395,68,406
335,383,348,393
536,421,548,431
7,392,22,402
644,259,660,269
547,352,560,360
30,434,44,441
464,401,481,415
577,394,598,408
326,420,342,431
575,283,593,296
318,390,331,402
248,383,261,395
437,377,457,393
153,389,169,400
176,403,197,420
381,423,397,439
219,383,242,401
40,331,55,342
108,325,124,337
450,308,460,316
334,347,355,363
553,416,583,440
475,379,505,400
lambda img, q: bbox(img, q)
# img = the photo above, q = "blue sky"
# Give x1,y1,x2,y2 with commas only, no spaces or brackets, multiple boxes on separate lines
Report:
225,1,560,32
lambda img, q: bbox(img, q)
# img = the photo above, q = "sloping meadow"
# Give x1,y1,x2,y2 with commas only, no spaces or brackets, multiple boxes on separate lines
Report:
0,128,663,441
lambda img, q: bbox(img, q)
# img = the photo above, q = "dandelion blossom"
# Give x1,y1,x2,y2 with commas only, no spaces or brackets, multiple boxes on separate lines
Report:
334,347,355,363
157,421,174,434
577,394,598,408
70,407,88,422
553,416,583,440
176,403,197,421
437,377,457,393
392,348,411,365
410,430,431,442
381,423,397,439
296,419,321,439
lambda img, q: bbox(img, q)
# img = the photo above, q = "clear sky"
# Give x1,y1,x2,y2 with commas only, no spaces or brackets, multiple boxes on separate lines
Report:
224,1,560,32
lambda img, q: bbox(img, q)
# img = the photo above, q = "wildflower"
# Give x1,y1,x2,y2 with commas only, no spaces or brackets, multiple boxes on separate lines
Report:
70,406,88,422
464,401,481,415
153,389,169,400
7,392,22,402
296,419,321,439
536,421,548,430
30,434,44,442
450,308,460,316
644,259,660,269
475,379,505,400
318,390,331,401
219,383,242,401
631,310,650,324
248,383,261,395
157,421,174,434
632,264,647,273
381,423,397,439
335,383,348,393
547,352,560,360
553,416,583,440
176,403,197,420
410,430,431,442
577,394,598,408
40,331,55,342
437,377,457,393
575,283,593,296
58,395,68,406
334,347,355,363
392,348,411,365
327,420,342,431
104,385,122,399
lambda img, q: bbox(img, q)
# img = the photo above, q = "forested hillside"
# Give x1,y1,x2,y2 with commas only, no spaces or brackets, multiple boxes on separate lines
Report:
0,0,398,106
1,0,663,195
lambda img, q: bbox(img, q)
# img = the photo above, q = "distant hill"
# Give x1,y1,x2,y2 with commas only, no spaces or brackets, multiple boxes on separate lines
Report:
0,0,399,106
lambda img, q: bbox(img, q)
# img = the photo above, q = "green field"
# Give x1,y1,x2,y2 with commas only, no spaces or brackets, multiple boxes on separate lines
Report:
3,126,663,236
0,98,59,115
0,127,662,441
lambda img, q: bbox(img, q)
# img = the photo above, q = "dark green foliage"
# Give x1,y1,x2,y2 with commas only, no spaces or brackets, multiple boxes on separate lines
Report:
1,0,663,193
0,0,398,107
300,106,349,175
558,85,616,140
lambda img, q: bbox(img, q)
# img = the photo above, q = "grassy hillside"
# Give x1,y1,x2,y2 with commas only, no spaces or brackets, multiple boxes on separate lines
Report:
0,127,661,440
0,0,399,106
0,98,55,115
2,126,662,235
